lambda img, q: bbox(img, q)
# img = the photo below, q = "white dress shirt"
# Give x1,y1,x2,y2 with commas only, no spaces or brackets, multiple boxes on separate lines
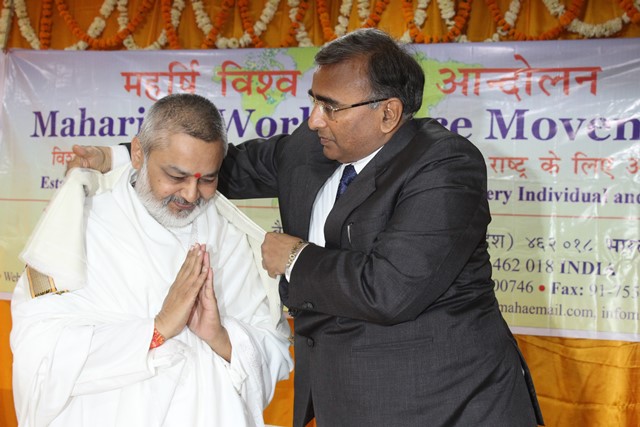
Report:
284,148,381,280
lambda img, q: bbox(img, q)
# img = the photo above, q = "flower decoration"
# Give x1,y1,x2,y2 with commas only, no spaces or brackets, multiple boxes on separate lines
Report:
357,0,369,24
404,0,471,43
486,0,585,41
0,0,14,50
201,0,234,48
335,0,353,37
39,0,53,49
66,0,115,50
620,0,640,25
56,0,156,49
284,0,312,47
2,0,639,51
15,0,39,49
363,0,391,28
401,0,430,43
216,0,278,48
317,0,337,42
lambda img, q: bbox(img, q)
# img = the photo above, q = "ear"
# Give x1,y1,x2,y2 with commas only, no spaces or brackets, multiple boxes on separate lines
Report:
380,98,403,134
131,136,144,171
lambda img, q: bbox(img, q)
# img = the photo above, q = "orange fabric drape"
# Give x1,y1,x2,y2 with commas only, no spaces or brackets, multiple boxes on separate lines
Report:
0,301,14,427
1,2,639,427
517,335,640,426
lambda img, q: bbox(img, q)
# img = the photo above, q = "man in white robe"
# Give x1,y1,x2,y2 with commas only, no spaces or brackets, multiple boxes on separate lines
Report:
11,93,293,427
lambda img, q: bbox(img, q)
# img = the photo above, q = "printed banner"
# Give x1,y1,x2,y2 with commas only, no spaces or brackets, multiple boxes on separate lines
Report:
0,40,638,340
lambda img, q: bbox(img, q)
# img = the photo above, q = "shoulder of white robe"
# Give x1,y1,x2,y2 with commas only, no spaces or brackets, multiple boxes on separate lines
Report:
19,165,131,295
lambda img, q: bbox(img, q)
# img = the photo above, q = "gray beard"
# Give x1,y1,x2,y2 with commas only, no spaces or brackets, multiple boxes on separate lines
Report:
133,163,211,229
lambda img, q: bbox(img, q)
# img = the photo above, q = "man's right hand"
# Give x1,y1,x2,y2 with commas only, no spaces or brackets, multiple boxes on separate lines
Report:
66,145,112,175
154,244,210,340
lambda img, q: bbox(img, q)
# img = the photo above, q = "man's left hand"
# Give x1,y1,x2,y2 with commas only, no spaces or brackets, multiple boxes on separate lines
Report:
261,232,305,278
188,268,232,361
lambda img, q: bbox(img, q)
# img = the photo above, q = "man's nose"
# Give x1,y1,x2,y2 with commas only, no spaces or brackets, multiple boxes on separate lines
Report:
181,179,200,203
307,105,326,131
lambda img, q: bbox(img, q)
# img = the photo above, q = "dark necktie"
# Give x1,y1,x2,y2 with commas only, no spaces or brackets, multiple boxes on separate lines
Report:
336,164,357,200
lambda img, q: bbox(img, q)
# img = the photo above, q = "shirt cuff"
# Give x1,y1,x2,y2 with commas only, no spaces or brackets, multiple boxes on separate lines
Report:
285,243,308,281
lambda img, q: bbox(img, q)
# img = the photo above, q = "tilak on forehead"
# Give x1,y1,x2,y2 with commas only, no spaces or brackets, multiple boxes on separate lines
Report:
194,173,202,179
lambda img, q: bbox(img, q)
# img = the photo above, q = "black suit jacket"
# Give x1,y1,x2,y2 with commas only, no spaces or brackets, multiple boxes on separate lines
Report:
219,118,544,427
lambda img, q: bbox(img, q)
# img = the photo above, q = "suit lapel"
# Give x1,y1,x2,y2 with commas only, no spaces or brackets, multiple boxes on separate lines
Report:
323,120,420,248
288,153,338,240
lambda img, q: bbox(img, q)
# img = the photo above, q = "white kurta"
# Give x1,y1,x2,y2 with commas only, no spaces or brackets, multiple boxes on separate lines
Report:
11,165,293,427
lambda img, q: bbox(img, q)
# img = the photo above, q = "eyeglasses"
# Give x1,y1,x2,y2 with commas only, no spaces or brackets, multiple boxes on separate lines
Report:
308,91,389,121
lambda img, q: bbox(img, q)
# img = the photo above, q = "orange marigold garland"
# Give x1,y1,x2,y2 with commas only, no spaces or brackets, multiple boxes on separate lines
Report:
317,0,336,42
449,0,471,40
403,0,472,43
363,0,391,29
161,0,180,49
486,0,585,41
620,0,640,24
283,0,310,47
55,0,154,49
238,0,265,47
201,0,235,49
402,0,424,42
40,0,634,51
39,0,54,49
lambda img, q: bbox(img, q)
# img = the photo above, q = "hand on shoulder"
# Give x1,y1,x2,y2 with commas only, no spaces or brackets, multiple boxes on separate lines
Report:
65,144,112,175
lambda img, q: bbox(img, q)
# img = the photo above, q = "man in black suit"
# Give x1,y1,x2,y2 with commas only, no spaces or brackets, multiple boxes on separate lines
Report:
71,28,543,427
